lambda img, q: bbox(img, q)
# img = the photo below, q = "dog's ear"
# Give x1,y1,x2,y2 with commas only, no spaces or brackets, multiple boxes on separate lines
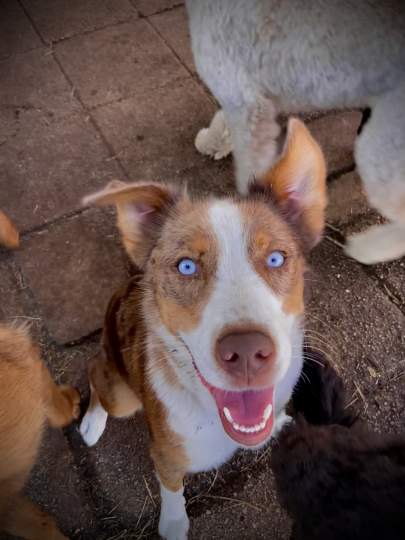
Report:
83,180,180,267
252,118,327,250
0,211,19,249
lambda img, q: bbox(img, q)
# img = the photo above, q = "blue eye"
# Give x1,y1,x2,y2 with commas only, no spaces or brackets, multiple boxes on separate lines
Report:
267,251,285,268
178,258,197,276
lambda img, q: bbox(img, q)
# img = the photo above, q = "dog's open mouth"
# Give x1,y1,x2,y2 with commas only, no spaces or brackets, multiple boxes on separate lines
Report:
193,361,274,446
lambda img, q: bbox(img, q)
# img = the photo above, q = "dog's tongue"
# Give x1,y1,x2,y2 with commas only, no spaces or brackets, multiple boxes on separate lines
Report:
210,386,274,446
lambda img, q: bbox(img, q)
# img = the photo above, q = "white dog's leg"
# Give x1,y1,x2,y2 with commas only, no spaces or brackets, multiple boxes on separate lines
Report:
194,109,232,160
348,82,405,264
80,386,108,446
345,223,405,264
227,99,281,195
158,481,189,540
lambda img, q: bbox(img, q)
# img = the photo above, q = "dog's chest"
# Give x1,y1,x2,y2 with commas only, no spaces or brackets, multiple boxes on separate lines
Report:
169,403,239,474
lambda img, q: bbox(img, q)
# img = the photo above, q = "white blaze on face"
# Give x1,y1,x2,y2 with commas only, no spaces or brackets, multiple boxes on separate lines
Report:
180,200,295,390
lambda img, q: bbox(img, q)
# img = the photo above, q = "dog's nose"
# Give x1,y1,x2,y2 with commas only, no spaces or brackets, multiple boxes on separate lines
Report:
216,332,274,382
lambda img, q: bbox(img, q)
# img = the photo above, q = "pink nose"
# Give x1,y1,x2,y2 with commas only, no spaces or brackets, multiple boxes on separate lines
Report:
216,331,275,384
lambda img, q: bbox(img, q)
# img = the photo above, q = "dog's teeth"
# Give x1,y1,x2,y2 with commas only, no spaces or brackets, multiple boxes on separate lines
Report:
223,407,233,423
263,404,273,421
232,421,267,434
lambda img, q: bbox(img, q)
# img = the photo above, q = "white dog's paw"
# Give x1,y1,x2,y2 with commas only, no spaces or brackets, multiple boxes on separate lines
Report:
194,109,232,160
79,402,108,446
158,514,189,540
158,483,189,540
272,411,293,438
345,223,405,264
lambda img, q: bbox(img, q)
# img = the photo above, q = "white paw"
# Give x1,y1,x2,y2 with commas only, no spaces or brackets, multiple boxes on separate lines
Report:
272,411,293,438
194,109,232,160
79,403,108,446
344,223,405,264
158,514,189,540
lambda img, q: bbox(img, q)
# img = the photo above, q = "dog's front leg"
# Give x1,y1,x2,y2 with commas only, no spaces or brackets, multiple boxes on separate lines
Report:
151,445,189,540
158,481,189,540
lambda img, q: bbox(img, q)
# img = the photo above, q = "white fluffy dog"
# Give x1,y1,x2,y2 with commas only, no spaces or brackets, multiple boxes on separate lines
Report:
186,0,405,264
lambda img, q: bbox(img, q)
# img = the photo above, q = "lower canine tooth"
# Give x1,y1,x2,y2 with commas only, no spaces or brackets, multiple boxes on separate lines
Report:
223,407,233,423
263,404,273,421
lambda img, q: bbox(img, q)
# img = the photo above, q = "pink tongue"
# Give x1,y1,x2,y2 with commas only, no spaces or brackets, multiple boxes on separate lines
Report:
211,387,273,425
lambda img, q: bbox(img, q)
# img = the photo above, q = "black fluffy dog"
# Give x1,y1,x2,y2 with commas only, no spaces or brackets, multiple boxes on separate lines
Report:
271,348,405,540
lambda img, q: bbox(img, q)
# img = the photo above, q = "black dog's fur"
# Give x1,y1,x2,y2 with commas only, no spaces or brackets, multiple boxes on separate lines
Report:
271,348,405,540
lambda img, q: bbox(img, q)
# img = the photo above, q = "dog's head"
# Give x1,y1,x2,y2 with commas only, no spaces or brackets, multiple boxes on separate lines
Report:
84,118,326,447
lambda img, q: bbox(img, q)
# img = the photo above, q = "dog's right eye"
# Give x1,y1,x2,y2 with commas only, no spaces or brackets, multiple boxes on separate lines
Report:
177,258,197,276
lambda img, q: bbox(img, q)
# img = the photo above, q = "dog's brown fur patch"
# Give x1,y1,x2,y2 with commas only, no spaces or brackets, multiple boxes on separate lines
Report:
88,276,190,491
258,118,327,250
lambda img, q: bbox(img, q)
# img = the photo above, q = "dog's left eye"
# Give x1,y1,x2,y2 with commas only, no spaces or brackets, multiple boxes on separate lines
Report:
267,251,285,268
177,258,197,275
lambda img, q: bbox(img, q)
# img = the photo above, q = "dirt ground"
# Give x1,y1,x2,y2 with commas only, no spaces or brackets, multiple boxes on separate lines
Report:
0,1,404,539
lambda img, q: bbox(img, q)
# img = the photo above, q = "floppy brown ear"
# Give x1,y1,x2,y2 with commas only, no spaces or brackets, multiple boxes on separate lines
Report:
83,180,180,267
253,118,327,250
0,211,19,249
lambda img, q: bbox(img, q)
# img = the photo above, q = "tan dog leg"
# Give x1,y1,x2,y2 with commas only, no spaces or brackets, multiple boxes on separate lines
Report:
41,364,80,428
3,495,68,540
0,325,74,540
80,356,141,446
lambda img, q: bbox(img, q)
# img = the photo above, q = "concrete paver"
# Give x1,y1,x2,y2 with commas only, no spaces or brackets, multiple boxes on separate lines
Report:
133,0,184,17
188,453,290,540
0,110,121,231
308,240,405,432
21,0,137,44
374,260,405,311
308,111,362,174
26,427,95,539
92,77,229,186
55,19,188,109
151,6,195,73
0,48,80,120
15,209,131,343
0,258,27,321
78,414,157,538
327,170,370,226
0,0,42,60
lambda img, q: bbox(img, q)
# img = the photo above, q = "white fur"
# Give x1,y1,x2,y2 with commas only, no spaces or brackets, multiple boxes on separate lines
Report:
345,223,405,265
80,398,108,447
158,482,189,540
194,109,232,160
186,0,405,261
